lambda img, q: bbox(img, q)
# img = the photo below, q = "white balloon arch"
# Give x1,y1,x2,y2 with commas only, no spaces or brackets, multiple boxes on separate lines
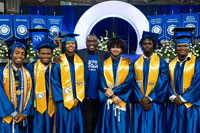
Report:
74,1,149,54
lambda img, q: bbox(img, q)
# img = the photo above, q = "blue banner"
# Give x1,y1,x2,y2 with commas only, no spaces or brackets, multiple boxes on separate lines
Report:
31,32,46,48
13,15,29,39
47,16,62,39
0,14,13,40
31,15,46,29
149,15,165,39
182,13,199,36
165,14,181,39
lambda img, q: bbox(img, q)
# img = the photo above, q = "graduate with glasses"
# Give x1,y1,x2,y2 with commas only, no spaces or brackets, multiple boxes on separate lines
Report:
0,39,33,133
51,34,88,133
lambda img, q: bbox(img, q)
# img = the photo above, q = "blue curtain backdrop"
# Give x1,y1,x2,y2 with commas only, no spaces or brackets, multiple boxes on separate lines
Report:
20,4,200,53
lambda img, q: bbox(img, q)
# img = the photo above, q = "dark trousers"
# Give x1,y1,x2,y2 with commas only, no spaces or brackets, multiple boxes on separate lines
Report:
83,97,99,133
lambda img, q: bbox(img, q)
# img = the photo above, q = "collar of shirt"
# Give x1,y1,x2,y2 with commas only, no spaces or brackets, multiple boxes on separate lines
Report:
177,53,191,66
111,56,121,64
12,63,22,72
143,54,152,61
43,64,49,71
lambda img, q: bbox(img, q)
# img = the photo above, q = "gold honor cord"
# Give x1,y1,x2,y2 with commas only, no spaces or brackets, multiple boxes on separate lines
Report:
60,54,85,110
169,55,196,108
104,57,129,108
3,63,32,123
134,53,160,96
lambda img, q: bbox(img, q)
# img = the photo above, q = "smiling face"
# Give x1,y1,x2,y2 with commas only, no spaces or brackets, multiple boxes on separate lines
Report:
65,41,76,54
110,45,122,58
176,42,190,61
11,46,26,68
86,34,98,53
38,48,53,65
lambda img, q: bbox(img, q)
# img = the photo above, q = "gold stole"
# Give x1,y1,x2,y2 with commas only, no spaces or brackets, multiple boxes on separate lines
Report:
169,55,196,108
3,63,32,123
60,53,85,110
34,60,55,116
134,53,160,96
104,57,129,108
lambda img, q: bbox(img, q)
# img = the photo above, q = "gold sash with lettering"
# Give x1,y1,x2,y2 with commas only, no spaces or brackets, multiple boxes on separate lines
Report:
134,53,160,96
104,57,129,108
3,63,32,123
34,60,55,116
60,53,85,110
169,55,196,108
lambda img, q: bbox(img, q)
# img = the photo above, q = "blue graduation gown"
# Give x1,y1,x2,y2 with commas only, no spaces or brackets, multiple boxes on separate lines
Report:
167,58,200,133
26,61,54,133
95,57,133,133
51,55,88,133
0,65,33,133
131,56,169,133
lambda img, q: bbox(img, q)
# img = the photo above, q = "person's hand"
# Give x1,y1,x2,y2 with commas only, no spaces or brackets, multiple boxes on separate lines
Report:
72,98,79,108
139,97,151,105
53,56,62,63
122,57,132,64
14,113,26,123
139,97,151,111
105,88,114,97
142,103,151,111
112,96,122,104
173,95,183,105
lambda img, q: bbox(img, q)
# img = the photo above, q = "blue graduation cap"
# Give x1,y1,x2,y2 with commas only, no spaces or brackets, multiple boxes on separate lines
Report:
33,38,58,50
61,33,79,42
173,27,195,38
6,38,28,58
142,31,159,42
176,38,190,44
6,38,28,49
173,27,196,44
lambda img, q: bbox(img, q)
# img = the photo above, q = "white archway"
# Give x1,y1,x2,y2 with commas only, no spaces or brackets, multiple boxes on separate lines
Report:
74,1,149,54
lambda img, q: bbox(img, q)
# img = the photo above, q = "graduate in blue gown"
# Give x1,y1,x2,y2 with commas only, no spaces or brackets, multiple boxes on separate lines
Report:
131,32,169,133
26,38,57,133
96,38,133,133
0,40,33,133
51,34,88,133
167,29,200,133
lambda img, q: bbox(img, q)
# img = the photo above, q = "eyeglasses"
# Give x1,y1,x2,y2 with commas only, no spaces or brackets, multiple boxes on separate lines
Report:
87,40,98,43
